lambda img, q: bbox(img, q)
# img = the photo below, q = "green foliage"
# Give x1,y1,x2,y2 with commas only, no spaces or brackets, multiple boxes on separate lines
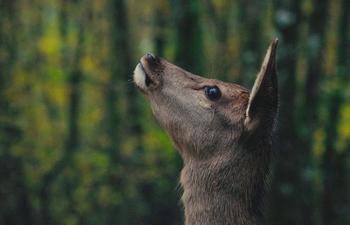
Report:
0,0,349,225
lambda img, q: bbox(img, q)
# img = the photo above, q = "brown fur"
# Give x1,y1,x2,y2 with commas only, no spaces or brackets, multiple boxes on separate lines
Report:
134,39,279,225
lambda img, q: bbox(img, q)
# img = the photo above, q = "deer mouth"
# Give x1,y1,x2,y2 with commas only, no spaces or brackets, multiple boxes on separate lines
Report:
140,61,154,87
133,53,161,90
133,62,154,90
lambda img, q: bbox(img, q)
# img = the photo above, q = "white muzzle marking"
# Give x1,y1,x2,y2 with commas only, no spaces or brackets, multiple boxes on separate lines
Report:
133,63,147,90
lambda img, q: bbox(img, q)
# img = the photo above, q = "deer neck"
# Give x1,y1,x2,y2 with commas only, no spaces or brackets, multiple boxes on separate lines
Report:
180,146,270,225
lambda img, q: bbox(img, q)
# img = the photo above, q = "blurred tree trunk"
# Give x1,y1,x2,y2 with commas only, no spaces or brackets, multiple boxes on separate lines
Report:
267,1,313,225
153,2,168,56
0,1,34,225
203,1,242,82
238,0,265,86
173,0,204,74
302,0,328,143
39,2,85,224
322,93,342,225
332,7,350,224
203,0,232,80
107,0,143,224
105,0,125,222
280,1,329,224
321,0,350,224
107,0,142,162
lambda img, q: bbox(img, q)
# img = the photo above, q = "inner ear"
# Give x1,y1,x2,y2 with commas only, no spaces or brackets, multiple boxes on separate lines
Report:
244,38,278,132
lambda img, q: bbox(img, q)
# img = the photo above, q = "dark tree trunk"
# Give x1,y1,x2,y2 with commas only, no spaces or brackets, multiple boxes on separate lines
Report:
322,1,350,224
107,0,141,160
174,0,204,74
238,0,264,86
0,1,34,225
268,1,313,225
203,0,231,80
107,0,143,224
154,5,167,56
39,2,85,223
302,0,328,140
322,94,340,225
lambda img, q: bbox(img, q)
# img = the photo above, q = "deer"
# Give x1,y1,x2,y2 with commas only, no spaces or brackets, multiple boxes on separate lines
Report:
133,39,278,225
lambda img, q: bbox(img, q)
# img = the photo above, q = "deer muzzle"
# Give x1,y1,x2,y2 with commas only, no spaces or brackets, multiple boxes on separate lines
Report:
133,53,163,91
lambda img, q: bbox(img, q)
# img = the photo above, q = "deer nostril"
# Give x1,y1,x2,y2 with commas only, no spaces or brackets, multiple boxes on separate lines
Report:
145,53,160,66
146,53,154,59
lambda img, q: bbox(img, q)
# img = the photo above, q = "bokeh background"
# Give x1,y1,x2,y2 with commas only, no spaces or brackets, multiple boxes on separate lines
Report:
1,0,350,225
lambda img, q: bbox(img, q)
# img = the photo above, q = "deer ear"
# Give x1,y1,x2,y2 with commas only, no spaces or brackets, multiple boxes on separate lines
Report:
244,38,278,132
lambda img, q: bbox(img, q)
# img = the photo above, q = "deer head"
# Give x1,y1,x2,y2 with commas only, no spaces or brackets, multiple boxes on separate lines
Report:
133,39,278,225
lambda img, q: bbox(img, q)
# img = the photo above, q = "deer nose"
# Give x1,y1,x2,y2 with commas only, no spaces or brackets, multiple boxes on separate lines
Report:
145,53,160,66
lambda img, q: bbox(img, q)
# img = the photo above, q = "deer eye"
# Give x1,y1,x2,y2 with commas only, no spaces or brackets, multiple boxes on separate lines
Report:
204,86,221,101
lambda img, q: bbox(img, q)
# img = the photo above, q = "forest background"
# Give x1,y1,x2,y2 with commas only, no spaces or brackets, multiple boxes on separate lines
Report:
1,0,349,225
